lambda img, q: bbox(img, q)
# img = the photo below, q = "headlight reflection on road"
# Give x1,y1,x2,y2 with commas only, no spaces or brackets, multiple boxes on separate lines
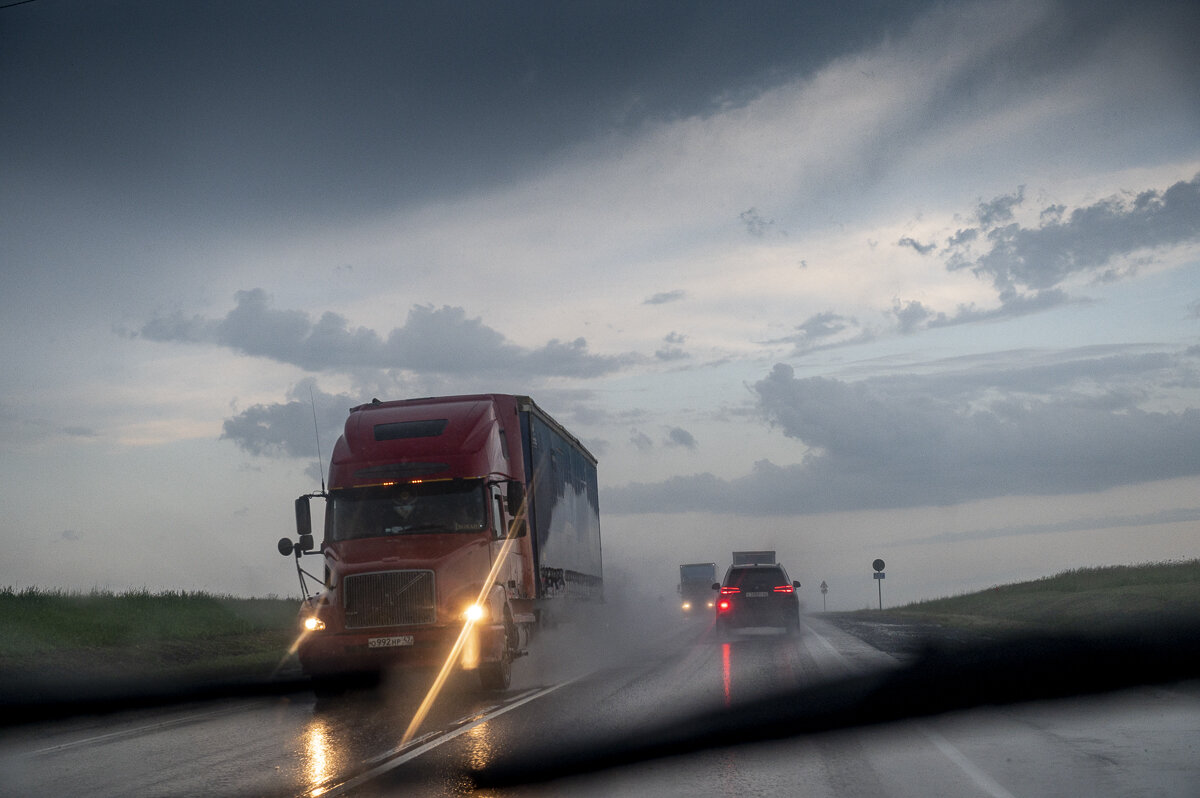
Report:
465,721,495,771
304,717,335,792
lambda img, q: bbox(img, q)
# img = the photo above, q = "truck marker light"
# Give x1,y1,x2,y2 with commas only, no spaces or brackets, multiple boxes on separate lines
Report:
303,617,326,631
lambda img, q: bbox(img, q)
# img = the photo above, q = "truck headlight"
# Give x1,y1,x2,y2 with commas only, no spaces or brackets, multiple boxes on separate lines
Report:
462,604,488,623
303,616,326,631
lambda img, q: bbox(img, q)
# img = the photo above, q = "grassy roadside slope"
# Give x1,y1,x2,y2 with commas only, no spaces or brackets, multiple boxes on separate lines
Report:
823,560,1200,654
885,560,1200,629
0,588,300,682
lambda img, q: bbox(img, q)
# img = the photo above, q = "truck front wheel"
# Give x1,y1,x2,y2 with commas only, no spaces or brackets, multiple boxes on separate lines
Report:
478,610,516,690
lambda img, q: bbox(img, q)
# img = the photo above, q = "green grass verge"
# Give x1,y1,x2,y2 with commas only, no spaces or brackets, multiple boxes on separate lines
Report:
0,588,301,681
848,560,1200,633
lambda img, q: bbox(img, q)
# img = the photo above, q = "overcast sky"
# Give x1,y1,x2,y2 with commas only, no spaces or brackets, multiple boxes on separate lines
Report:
2,0,1198,607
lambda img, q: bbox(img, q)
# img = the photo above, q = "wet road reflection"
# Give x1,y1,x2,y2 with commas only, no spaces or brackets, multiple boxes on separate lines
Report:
304,717,336,789
3,614,1196,797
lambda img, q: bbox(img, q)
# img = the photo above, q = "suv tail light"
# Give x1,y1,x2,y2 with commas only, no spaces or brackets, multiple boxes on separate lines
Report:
719,586,740,595
773,585,794,593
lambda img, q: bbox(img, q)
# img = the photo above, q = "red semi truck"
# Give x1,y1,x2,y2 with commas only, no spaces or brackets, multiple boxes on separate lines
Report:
277,394,603,690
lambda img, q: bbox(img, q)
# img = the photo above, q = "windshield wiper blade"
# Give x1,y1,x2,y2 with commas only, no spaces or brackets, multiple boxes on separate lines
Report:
471,614,1200,788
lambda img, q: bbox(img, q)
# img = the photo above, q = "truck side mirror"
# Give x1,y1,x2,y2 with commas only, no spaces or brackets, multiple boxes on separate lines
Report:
295,496,312,539
299,533,315,552
507,481,525,516
278,537,295,556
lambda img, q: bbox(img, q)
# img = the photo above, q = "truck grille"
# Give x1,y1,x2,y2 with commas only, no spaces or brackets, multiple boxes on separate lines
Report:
342,570,436,628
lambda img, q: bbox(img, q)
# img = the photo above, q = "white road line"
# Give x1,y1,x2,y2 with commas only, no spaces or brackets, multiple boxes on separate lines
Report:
30,704,250,756
805,620,1018,798
308,680,578,798
800,621,856,672
922,727,1019,798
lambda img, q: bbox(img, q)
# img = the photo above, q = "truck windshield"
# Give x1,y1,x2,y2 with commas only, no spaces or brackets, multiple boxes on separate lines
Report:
680,565,714,581
326,481,488,541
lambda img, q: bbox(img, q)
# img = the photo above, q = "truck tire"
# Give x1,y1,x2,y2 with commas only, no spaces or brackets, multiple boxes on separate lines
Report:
478,609,516,690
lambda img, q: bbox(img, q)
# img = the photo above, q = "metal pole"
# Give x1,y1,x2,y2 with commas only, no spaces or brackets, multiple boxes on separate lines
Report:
877,578,882,610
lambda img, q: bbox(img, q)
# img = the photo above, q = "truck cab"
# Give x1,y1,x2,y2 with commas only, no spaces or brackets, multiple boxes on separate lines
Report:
280,394,601,691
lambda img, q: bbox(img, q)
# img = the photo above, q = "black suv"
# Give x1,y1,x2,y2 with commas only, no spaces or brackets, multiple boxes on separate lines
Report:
713,563,801,632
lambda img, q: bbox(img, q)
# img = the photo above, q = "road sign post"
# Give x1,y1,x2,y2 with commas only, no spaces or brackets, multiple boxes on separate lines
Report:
819,580,828,612
872,559,886,610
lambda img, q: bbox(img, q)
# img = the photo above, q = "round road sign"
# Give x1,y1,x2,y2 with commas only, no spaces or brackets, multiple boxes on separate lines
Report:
872,558,885,572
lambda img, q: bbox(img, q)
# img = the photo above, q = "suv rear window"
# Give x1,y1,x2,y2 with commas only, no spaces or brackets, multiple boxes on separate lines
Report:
725,567,787,591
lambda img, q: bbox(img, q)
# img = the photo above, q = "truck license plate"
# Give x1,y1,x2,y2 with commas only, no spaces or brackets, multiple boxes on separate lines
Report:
368,635,414,648
746,591,768,598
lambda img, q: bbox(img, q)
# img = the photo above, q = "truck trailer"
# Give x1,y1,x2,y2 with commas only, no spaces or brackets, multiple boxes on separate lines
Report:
678,562,717,613
278,394,602,690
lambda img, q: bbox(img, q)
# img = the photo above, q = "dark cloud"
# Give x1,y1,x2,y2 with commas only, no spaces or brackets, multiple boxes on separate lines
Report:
221,380,353,460
898,236,936,255
946,228,978,248
655,331,690,361
975,186,1025,227
630,430,654,452
141,290,637,379
770,311,874,354
2,1,931,228
950,175,1200,294
890,175,1200,335
891,299,939,333
925,288,1073,328
604,347,1200,515
739,208,775,237
665,427,698,449
644,291,686,306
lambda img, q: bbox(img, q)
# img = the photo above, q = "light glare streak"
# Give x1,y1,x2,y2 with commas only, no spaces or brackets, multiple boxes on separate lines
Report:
398,490,529,748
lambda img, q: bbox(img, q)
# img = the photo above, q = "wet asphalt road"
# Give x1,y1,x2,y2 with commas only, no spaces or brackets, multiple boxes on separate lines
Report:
2,608,1197,797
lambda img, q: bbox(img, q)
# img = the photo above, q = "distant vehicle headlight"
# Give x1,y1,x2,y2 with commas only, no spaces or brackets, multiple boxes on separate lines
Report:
681,601,692,611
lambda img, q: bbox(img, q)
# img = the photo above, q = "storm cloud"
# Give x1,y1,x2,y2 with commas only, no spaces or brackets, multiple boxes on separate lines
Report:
141,289,638,379
605,347,1200,515
221,380,353,459
949,176,1200,294
887,176,1200,333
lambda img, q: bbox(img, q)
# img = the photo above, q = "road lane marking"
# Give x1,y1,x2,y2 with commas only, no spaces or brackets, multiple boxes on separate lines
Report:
922,727,1018,798
29,704,251,756
800,621,856,673
307,679,579,797
804,619,1018,798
